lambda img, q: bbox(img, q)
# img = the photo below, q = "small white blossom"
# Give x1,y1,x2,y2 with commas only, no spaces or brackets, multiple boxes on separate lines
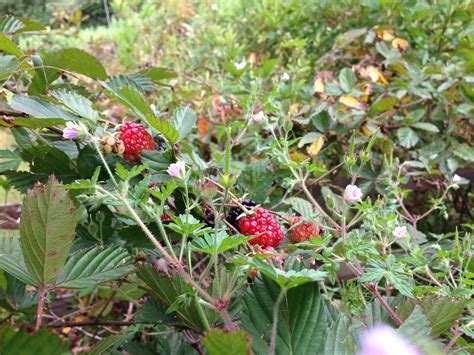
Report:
281,73,290,81
359,325,420,355
235,60,247,70
344,184,363,203
452,174,462,183
167,161,186,179
393,226,408,238
252,111,265,123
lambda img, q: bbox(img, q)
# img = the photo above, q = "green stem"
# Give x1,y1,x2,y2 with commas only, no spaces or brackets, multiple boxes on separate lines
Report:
92,137,119,188
269,288,286,355
194,296,210,331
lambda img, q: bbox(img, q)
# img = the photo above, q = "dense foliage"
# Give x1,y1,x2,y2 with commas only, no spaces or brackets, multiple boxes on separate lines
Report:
0,1,473,354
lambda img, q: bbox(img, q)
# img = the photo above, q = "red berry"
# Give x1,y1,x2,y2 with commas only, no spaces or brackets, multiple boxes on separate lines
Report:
238,207,284,247
288,216,320,243
120,122,155,162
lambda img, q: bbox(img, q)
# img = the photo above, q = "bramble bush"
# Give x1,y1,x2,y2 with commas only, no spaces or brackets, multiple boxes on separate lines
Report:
0,1,473,354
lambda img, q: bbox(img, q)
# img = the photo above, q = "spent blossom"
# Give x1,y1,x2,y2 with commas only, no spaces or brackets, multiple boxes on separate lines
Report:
359,325,420,355
167,161,186,179
344,184,362,203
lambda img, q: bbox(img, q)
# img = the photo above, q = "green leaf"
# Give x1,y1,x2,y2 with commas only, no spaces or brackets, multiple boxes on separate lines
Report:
136,264,219,330
28,53,62,95
242,276,327,354
173,107,197,142
191,231,253,255
397,127,419,148
51,89,99,121
139,67,177,81
10,95,78,121
91,332,135,355
339,68,357,93
453,143,474,162
0,32,23,57
0,150,22,172
58,48,108,80
238,159,273,204
324,316,354,354
0,328,66,354
55,246,133,289
398,305,431,344
368,97,398,116
285,197,314,217
13,118,64,128
202,329,251,355
0,254,38,286
411,122,439,133
19,176,77,285
140,149,174,171
397,296,469,337
145,115,179,144
0,16,45,34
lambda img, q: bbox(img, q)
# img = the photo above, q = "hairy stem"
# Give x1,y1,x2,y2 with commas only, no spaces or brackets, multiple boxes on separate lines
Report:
35,284,46,331
269,288,286,355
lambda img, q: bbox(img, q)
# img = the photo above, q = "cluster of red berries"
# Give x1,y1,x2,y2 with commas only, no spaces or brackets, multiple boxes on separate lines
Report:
229,200,320,249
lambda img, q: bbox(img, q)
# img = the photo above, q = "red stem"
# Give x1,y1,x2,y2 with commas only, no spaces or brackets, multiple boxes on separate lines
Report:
35,284,45,331
369,283,402,326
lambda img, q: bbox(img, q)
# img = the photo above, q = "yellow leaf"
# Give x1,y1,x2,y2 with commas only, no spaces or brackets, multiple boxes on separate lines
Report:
339,95,367,111
313,78,325,93
62,327,72,334
361,66,388,85
289,103,301,115
290,151,310,163
306,136,325,157
377,30,395,41
392,38,409,51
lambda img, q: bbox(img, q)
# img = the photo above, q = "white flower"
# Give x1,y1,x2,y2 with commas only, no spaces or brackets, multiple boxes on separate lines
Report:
235,60,247,70
359,325,420,355
252,111,265,123
344,184,363,203
393,226,408,238
281,73,290,81
167,161,186,179
452,174,462,183
63,122,81,140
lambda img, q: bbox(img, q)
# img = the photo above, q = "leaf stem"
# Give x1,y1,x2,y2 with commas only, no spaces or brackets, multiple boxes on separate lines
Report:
269,288,286,355
35,284,45,331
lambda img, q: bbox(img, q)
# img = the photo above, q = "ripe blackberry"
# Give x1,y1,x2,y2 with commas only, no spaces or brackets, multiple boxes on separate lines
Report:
226,199,256,229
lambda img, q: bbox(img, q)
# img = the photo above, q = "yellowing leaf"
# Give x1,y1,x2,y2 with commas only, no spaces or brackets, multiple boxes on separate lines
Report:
289,103,301,115
306,136,325,157
392,38,409,51
361,66,388,85
313,78,325,93
377,30,395,41
290,151,309,163
339,95,367,111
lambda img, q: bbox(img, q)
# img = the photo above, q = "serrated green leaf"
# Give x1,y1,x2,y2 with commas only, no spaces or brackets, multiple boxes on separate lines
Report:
397,296,469,337
242,276,327,354
238,159,273,204
0,32,23,57
174,107,197,142
58,48,108,80
10,95,78,121
0,150,21,172
1,328,66,354
285,197,314,217
453,143,474,162
191,231,253,255
397,127,419,148
145,115,179,144
13,118,64,128
398,305,431,343
51,89,98,121
19,176,77,285
55,246,133,289
0,254,38,286
0,16,45,34
91,332,135,355
202,329,251,355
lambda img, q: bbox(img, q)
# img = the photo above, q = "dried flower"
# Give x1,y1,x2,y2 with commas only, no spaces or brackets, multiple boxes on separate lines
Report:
167,161,186,179
359,325,420,355
344,184,363,203
393,226,408,238
252,111,265,123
